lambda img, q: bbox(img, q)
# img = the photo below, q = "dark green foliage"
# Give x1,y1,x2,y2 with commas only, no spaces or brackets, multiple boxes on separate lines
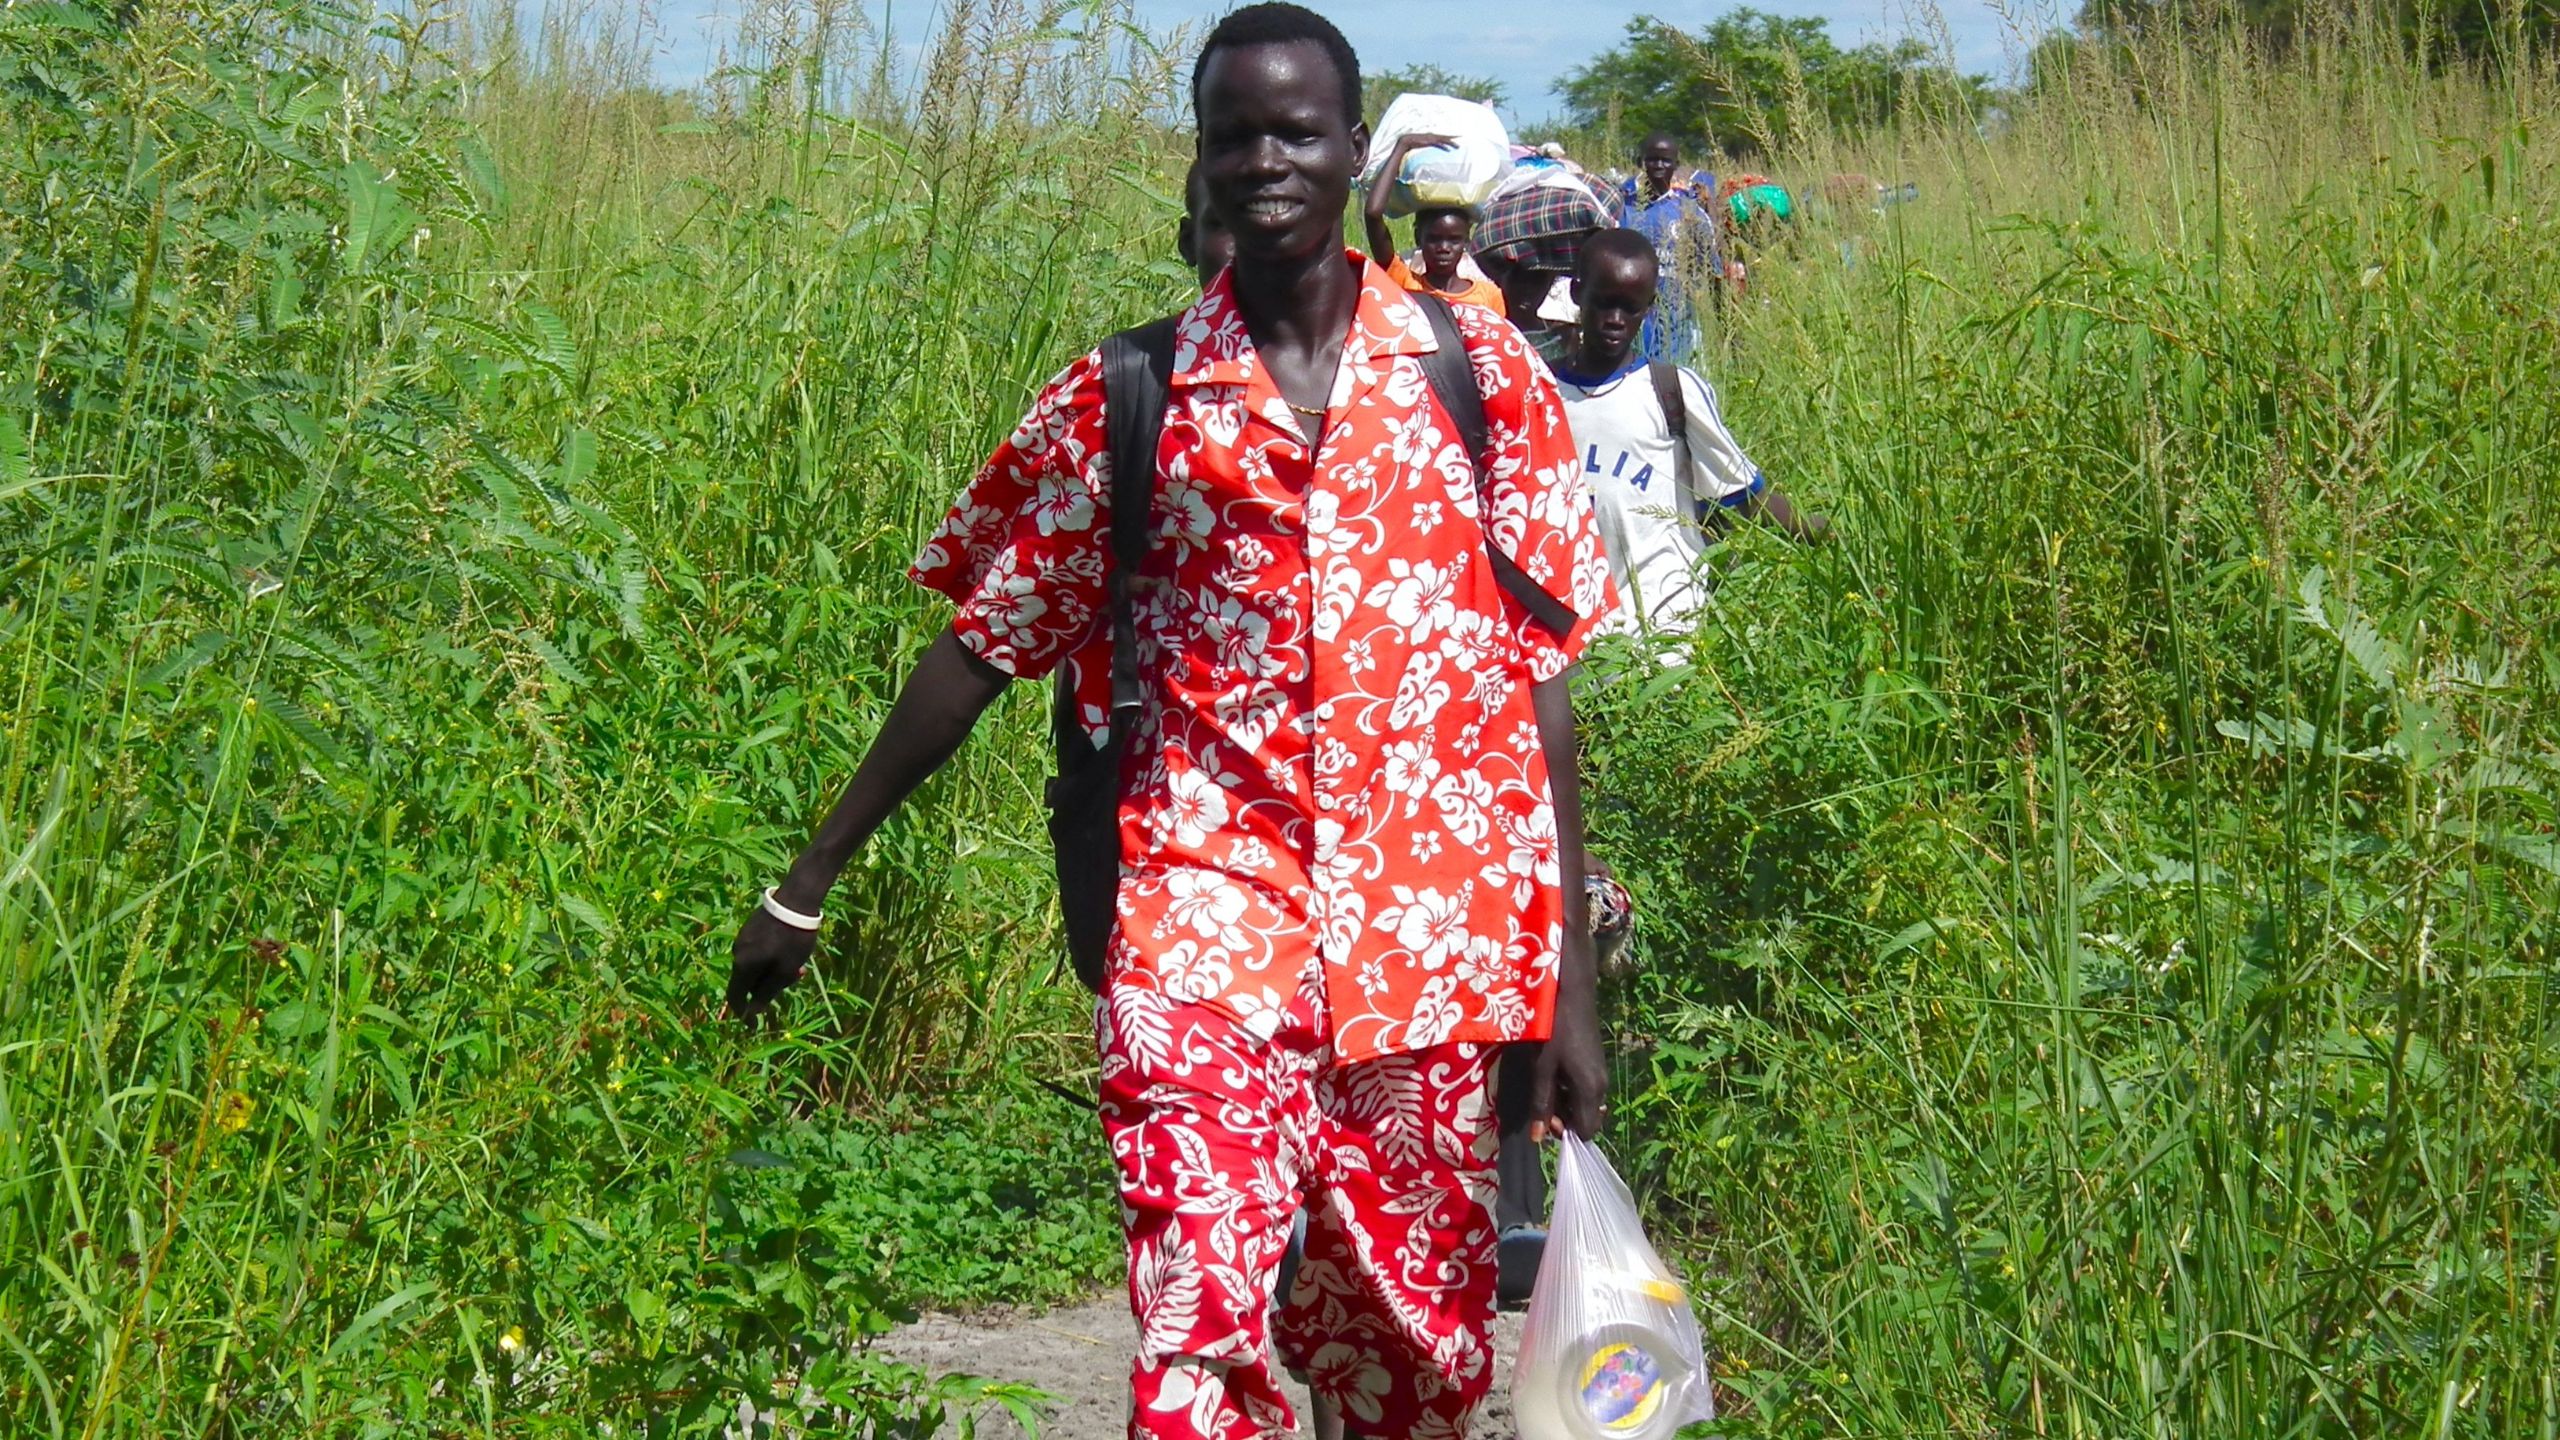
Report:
1554,11,1985,157
729,1096,1123,1312
0,0,1160,1432
1364,62,1507,120
1573,101,2559,1434
3,0,2556,1436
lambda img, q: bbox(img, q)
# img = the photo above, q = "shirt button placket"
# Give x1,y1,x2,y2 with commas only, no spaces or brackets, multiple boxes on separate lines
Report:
1305,477,1341,969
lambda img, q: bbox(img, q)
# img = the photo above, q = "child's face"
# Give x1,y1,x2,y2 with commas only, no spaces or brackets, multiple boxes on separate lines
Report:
1415,212,1471,281
1492,263,1554,329
1576,252,1657,362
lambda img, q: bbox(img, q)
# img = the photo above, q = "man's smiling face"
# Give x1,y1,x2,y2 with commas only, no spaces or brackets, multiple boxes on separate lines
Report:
1640,137,1679,192
1195,39,1369,270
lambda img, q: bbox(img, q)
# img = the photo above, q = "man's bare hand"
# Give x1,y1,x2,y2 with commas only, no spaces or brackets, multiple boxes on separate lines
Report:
1528,943,1608,1139
718,628,1011,1023
726,908,817,1020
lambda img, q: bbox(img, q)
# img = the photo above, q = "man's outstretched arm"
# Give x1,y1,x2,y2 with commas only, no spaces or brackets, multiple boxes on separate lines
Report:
726,625,1012,1017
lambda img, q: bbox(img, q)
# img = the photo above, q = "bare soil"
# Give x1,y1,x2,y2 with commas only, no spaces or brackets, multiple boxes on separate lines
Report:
874,1294,1529,1440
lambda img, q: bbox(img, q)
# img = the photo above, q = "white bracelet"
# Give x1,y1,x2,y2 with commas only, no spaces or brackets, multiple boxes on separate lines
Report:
761,886,823,932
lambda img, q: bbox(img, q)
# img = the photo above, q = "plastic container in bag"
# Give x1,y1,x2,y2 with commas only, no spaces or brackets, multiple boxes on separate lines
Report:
1513,1134,1713,1440
1363,93,1511,216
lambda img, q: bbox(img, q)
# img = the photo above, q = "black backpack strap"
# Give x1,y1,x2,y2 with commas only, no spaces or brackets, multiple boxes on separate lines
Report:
1650,358,1704,536
1412,292,1490,472
1414,292,1577,638
1053,316,1176,753
1099,316,1178,728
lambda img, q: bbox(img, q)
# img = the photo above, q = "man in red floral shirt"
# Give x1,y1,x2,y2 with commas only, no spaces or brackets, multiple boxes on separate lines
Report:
728,6,1617,1436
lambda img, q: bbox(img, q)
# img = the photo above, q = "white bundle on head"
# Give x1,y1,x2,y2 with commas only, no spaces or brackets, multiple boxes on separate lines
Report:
1363,93,1513,216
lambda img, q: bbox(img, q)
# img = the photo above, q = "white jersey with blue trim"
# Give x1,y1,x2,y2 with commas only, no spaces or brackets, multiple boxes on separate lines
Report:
1552,357,1765,634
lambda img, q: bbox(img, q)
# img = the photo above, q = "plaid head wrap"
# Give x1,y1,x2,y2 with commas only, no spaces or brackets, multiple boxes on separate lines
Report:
1474,172,1625,273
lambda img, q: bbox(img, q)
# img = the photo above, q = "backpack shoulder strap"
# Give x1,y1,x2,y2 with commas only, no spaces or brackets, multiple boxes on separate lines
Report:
1649,359,1703,534
1103,316,1178,574
1412,292,1489,472
1070,314,1178,744
1415,292,1576,637
1649,358,1686,442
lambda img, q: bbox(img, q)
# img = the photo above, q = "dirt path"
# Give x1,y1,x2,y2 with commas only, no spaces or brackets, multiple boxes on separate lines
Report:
877,1295,1529,1440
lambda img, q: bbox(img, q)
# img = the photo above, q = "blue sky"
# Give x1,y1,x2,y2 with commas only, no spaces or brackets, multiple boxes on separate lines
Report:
649,1,2065,122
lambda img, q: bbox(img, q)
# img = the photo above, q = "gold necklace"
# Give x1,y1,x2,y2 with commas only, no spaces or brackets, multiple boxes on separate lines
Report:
1285,399,1327,417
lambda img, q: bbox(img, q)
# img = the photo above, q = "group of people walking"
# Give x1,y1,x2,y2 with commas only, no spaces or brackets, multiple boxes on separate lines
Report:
728,6,1825,1437
1329,118,1825,634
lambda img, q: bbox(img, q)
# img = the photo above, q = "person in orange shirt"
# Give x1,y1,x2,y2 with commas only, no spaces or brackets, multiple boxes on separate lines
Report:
1362,130,1507,316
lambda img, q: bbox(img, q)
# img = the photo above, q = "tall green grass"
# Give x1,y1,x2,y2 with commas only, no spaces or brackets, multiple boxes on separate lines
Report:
0,0,2553,1434
1,0,1169,1430
1582,13,2560,1435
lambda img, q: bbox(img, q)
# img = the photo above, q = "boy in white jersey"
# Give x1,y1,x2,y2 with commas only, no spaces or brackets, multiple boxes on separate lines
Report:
1552,229,1826,633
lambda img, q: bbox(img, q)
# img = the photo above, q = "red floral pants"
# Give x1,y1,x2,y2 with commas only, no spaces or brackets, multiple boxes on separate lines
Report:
1098,970,1502,1440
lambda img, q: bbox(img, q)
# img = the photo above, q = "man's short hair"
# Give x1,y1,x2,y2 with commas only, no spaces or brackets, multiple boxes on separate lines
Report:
1414,206,1472,231
1577,227,1659,282
1190,3,1361,128
1638,130,1680,155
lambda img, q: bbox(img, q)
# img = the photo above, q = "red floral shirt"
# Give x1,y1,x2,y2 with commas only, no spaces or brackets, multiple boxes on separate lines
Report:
910,252,1616,1062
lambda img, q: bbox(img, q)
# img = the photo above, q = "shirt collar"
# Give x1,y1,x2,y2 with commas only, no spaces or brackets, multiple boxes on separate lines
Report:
1172,250,1439,390
1551,350,1648,388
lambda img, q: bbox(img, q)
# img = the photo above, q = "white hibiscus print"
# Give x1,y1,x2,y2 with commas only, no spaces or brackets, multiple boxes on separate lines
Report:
978,569,1049,650
1496,802,1560,894
1380,739,1441,809
1200,595,1273,676
1362,557,1457,642
1163,870,1251,950
1027,472,1096,536
1454,932,1514,994
1163,765,1232,848
1378,884,1469,971
1306,1342,1392,1424
1159,468,1214,553
1438,609,1503,669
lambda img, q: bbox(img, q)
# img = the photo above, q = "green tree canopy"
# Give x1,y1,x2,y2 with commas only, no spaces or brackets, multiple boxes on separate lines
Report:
1557,11,1983,157
1363,63,1507,125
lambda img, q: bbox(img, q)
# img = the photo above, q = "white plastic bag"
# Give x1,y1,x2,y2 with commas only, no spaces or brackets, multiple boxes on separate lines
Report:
1363,93,1511,216
1513,1134,1714,1440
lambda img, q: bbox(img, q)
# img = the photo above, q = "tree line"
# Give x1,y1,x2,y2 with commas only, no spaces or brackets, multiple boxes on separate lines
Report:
1397,3,2556,159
